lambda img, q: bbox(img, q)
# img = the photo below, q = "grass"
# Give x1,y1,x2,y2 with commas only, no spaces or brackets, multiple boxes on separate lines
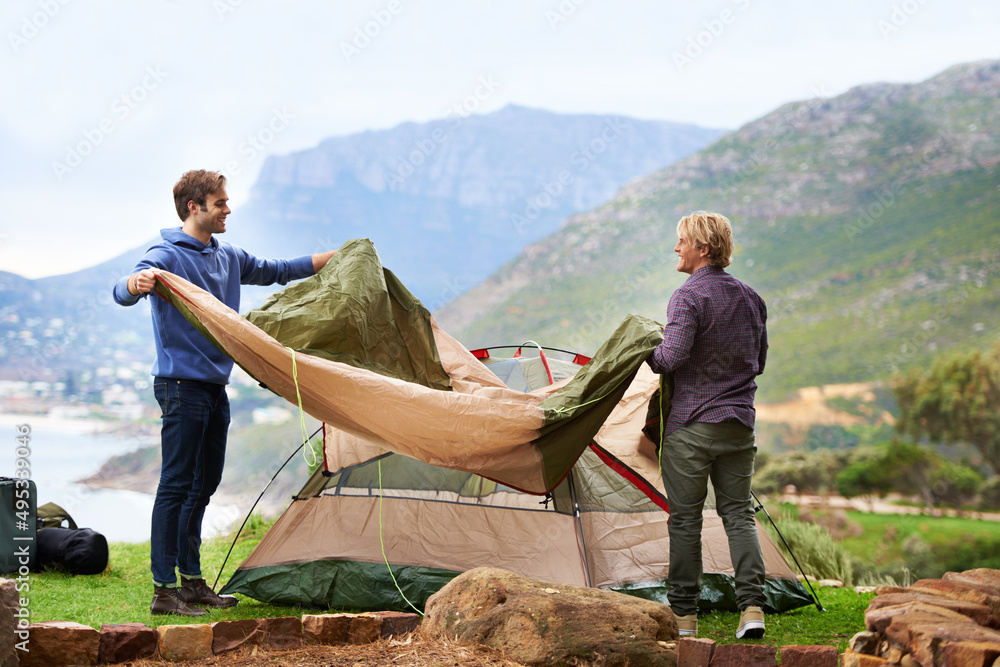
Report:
835,509,1000,579
699,586,874,654
18,523,876,657
22,516,332,628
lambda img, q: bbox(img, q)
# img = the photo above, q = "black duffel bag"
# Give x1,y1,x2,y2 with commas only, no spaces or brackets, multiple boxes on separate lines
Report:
37,527,109,575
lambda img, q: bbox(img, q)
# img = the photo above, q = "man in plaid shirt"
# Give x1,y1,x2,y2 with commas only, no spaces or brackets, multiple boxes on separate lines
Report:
648,211,768,640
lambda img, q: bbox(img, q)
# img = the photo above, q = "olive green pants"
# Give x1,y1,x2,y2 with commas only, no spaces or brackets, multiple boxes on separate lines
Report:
660,421,766,615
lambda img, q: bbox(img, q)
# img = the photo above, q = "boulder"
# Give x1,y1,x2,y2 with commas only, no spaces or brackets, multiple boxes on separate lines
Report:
422,567,677,666
99,622,157,663
19,621,99,666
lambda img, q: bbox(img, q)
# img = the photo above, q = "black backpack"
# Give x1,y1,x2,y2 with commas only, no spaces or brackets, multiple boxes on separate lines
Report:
35,502,108,575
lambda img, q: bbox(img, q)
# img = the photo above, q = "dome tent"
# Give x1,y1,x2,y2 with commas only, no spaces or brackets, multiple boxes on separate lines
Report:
148,238,813,613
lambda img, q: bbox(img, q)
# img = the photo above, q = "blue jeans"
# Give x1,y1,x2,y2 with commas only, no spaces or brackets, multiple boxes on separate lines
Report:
151,378,230,585
660,421,766,615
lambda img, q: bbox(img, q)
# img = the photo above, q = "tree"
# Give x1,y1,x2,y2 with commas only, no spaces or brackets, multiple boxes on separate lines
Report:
835,440,937,510
894,343,1000,474
928,461,983,511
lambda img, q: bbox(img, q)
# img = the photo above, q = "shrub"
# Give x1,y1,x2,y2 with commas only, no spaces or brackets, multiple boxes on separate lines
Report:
978,476,1000,510
929,461,983,509
763,515,855,586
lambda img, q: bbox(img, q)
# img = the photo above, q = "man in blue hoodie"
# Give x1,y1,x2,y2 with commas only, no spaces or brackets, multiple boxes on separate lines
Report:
114,169,337,616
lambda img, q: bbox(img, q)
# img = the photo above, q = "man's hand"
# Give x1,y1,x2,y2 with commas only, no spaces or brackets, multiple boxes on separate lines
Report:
311,250,337,273
128,269,157,296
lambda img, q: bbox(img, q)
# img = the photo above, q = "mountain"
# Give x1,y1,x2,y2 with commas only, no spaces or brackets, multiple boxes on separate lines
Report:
435,61,1000,402
227,104,725,307
0,106,722,392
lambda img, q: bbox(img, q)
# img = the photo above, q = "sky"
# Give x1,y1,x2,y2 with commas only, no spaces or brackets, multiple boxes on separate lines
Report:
1,0,997,279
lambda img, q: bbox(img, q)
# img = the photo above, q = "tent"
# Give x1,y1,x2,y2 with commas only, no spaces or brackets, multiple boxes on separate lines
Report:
147,239,813,613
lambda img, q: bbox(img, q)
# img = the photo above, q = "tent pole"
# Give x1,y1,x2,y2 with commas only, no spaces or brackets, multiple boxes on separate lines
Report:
567,470,593,588
211,425,323,591
751,489,825,612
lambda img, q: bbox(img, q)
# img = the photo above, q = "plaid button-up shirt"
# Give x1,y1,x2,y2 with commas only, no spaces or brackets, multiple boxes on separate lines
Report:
649,265,767,436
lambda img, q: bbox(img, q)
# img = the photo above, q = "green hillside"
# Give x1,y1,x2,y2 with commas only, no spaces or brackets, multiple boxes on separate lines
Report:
436,61,1000,402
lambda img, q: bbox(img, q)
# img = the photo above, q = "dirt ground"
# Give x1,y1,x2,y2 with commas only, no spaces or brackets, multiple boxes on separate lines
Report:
125,633,531,667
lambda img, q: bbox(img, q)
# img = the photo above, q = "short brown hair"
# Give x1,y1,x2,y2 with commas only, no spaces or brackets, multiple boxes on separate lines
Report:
676,211,734,268
173,170,227,221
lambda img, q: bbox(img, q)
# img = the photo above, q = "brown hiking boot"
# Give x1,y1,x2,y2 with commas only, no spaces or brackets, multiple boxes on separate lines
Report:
180,577,239,608
150,585,206,616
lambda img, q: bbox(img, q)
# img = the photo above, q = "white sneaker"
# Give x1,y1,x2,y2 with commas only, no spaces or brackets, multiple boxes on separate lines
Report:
675,613,697,637
736,605,765,639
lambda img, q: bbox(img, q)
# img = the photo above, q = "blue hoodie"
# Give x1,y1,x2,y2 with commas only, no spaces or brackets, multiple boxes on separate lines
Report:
113,227,314,384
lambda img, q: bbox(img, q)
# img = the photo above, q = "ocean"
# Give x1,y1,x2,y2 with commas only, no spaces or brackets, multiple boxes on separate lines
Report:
1,414,240,543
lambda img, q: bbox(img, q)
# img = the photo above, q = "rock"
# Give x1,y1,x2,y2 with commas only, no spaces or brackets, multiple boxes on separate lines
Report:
677,637,714,666
370,610,420,637
19,621,99,667
939,640,1000,667
944,570,1000,596
707,643,777,666
839,650,891,666
0,579,18,665
865,601,977,633
818,579,844,588
885,618,1000,667
99,622,157,663
869,591,998,628
157,623,213,662
348,614,381,644
211,619,266,654
302,614,351,645
260,616,302,649
422,567,677,666
849,631,881,655
908,578,1000,613
780,644,838,666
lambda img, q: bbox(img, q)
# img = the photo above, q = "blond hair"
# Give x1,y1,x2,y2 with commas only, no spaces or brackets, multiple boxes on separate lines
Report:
677,211,733,268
